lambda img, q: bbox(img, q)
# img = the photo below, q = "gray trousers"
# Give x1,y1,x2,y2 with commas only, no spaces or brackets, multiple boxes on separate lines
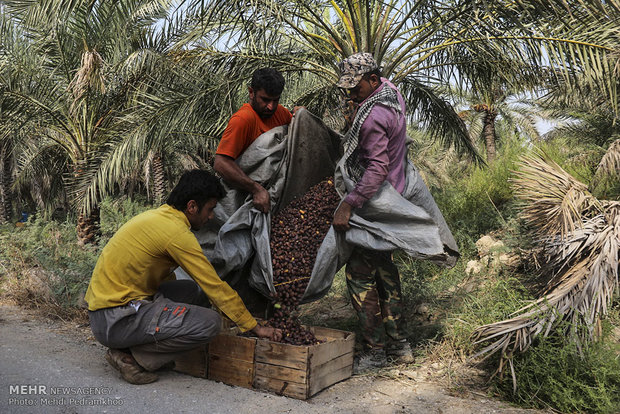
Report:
89,280,222,371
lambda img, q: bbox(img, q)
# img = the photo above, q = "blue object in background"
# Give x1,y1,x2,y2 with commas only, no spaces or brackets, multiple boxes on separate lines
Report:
19,212,29,223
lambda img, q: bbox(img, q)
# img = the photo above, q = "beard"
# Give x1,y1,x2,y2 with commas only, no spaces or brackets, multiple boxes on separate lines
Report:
250,100,276,119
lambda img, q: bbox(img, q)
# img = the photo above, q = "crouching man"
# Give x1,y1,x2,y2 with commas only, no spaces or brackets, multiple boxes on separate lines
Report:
85,170,281,384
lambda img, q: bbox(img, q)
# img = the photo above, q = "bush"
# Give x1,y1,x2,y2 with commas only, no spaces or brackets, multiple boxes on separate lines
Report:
0,197,152,311
432,137,525,241
494,325,620,413
444,274,532,354
0,216,99,310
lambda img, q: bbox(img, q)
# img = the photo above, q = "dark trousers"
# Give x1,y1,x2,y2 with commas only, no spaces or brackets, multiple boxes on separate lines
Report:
89,280,221,370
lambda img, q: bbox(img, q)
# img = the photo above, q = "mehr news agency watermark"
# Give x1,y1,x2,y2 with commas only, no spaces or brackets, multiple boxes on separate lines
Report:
7,384,123,407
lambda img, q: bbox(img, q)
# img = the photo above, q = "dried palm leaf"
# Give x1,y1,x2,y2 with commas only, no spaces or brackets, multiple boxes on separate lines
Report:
593,138,620,184
511,150,603,238
68,49,106,110
472,152,619,391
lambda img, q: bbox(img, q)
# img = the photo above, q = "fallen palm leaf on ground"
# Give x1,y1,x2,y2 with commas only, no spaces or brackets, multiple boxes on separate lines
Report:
471,150,619,391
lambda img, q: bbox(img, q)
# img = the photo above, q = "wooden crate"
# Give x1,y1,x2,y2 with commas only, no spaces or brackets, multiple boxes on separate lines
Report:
207,328,256,388
173,345,208,378
253,326,354,399
205,325,354,399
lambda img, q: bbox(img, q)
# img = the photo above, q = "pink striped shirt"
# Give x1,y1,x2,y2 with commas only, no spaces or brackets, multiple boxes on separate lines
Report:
344,79,407,208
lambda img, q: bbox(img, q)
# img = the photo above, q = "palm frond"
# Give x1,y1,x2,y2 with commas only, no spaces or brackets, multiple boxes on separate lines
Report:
511,150,603,238
472,207,619,357
471,152,620,389
398,76,483,163
593,139,620,183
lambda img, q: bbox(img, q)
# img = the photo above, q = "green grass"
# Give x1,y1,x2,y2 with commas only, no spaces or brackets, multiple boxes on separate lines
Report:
0,217,99,309
493,322,620,413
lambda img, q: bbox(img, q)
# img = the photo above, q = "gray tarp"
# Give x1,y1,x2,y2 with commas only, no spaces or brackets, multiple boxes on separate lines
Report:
177,108,458,304
304,142,460,303
177,109,342,302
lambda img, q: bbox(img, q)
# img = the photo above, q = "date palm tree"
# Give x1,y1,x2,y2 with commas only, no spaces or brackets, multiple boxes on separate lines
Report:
454,84,541,163
82,44,225,209
0,0,174,243
167,0,617,163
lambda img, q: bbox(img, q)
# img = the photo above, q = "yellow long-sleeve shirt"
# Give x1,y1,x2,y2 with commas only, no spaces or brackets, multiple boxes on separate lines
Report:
84,204,257,332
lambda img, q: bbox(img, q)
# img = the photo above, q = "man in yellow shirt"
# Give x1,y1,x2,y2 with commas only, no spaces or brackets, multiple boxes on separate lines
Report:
85,170,281,384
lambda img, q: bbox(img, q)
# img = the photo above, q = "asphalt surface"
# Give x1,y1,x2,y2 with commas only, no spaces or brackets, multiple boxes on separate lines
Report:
0,305,545,414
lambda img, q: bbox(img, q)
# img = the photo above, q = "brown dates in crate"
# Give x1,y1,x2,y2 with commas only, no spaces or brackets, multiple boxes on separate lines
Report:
267,178,341,345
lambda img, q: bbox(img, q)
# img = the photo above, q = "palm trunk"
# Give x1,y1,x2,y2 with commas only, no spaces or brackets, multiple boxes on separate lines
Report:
152,154,166,205
0,143,13,224
77,206,101,246
74,161,101,245
483,110,498,163
31,177,46,212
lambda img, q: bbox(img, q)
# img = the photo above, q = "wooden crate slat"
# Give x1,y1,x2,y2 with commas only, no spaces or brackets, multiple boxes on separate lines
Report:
311,351,354,376
255,340,308,370
172,345,208,378
308,335,355,366
308,360,354,396
209,334,255,362
209,355,254,388
253,375,308,399
254,361,307,383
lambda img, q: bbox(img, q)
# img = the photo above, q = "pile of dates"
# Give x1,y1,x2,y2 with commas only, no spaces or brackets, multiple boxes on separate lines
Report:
267,178,341,345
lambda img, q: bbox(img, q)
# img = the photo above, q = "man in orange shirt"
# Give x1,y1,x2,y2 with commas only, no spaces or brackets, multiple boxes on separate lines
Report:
214,68,293,213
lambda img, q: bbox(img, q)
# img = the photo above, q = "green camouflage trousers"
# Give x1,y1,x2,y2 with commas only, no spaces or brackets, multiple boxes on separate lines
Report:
346,247,406,349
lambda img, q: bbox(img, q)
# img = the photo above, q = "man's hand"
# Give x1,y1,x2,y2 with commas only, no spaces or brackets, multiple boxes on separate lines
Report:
251,324,282,342
252,185,271,213
214,154,270,214
333,201,353,232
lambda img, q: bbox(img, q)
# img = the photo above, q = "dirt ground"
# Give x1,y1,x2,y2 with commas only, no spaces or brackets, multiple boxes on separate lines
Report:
0,304,551,414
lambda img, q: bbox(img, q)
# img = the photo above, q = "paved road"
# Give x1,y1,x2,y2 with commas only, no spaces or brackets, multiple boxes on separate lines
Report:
0,305,545,414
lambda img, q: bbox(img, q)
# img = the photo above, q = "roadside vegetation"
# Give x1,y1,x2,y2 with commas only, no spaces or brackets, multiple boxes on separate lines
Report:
0,197,150,319
2,133,617,412
1,1,618,413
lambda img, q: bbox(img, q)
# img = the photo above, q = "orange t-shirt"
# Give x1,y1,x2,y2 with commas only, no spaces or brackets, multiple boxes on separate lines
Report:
216,103,293,159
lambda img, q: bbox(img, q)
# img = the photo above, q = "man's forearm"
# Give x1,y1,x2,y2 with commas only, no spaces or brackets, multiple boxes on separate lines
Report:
214,154,271,213
214,154,262,194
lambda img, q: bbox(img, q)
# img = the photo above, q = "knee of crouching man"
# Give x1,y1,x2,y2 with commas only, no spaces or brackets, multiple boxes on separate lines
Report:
200,309,222,341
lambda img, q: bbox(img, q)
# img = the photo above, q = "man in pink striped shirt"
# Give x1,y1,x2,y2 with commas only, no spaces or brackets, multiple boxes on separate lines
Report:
333,52,414,372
